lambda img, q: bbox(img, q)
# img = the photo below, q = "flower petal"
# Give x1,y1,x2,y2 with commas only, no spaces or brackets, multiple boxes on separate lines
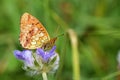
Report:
14,50,35,68
49,46,56,53
36,48,45,58
44,51,55,62
36,46,56,63
14,50,25,60
22,50,35,67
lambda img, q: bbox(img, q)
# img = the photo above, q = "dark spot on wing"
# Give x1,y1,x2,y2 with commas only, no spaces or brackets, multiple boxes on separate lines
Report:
32,23,34,25
27,15,30,21
35,22,39,25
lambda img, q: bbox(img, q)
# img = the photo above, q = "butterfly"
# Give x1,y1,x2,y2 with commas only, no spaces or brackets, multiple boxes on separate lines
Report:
20,12,57,50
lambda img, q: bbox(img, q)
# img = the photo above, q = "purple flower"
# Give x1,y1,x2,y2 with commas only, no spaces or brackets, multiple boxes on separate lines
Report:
13,45,59,74
36,46,56,63
14,50,34,68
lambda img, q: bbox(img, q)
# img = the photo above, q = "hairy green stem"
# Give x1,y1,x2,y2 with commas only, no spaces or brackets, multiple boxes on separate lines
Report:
42,72,48,80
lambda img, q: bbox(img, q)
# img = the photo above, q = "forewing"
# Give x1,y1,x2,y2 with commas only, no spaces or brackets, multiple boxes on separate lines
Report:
20,13,50,49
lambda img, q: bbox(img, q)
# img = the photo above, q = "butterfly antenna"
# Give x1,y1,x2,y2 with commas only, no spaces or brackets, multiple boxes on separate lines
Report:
53,25,65,38
56,33,64,38
53,25,61,37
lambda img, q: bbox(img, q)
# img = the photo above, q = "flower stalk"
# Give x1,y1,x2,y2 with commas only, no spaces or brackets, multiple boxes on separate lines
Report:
42,72,48,80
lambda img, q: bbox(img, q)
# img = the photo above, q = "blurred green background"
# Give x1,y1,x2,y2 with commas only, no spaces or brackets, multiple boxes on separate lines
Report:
0,0,120,80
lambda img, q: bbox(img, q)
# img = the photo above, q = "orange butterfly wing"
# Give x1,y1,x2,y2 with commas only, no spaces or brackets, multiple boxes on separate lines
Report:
20,13,50,49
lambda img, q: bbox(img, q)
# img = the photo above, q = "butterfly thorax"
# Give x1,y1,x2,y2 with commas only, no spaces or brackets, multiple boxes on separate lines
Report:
41,37,57,51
